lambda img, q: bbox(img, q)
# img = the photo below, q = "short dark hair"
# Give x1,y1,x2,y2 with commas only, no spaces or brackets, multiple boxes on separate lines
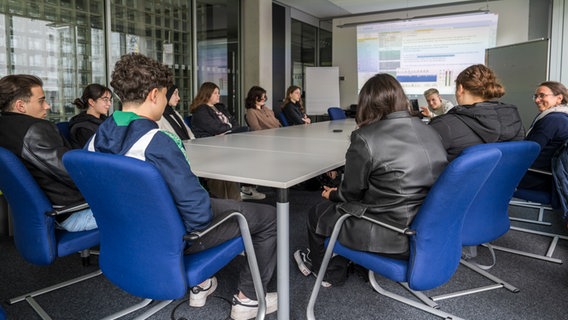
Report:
110,53,172,105
356,73,409,127
73,83,112,110
245,86,267,109
0,74,43,112
539,81,568,105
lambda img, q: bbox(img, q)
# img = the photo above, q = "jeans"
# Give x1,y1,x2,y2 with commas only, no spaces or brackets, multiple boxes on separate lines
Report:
185,198,277,301
58,208,98,232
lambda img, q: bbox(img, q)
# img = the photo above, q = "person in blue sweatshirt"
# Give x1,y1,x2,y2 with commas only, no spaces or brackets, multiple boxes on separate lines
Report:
86,53,277,320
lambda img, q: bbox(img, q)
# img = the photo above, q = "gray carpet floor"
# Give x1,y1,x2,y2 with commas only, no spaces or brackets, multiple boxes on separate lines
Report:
1,187,567,320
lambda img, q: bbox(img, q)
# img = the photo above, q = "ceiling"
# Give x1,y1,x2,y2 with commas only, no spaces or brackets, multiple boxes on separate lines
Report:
276,0,487,19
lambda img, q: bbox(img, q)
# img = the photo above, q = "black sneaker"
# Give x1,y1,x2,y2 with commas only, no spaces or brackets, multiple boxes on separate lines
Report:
293,248,313,276
293,248,333,287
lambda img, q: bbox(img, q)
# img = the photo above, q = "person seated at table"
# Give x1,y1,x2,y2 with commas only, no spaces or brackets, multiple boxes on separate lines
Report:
156,84,195,140
281,85,311,125
429,64,525,161
245,85,281,131
293,73,448,287
69,83,112,148
0,74,97,232
518,81,568,192
419,87,454,119
88,53,277,319
190,82,248,138
189,82,250,201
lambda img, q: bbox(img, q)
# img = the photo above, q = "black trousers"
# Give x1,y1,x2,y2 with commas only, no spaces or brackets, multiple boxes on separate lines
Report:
185,198,277,300
306,201,350,286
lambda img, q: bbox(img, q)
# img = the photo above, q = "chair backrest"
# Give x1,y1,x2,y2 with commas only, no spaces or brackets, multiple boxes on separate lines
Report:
56,121,71,140
0,147,58,265
184,115,192,128
460,141,541,245
277,112,289,127
63,150,188,300
407,147,501,291
327,107,346,120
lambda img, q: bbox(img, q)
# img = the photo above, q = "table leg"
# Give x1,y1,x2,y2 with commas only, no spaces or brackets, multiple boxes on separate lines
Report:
276,188,289,320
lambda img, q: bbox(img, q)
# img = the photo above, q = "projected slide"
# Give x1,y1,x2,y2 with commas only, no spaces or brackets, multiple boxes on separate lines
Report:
357,13,498,95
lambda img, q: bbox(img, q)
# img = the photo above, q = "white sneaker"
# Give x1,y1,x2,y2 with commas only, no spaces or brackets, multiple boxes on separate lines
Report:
230,292,277,320
189,277,217,307
240,186,266,200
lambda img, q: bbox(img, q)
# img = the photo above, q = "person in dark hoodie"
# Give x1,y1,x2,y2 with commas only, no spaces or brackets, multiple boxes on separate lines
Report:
68,83,112,148
429,64,525,161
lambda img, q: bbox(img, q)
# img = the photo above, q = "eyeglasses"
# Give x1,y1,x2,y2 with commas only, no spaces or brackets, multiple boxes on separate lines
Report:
257,96,268,102
533,93,556,100
99,97,113,103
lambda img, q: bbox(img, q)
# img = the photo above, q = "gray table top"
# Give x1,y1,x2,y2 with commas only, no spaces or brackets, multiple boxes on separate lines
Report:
184,119,356,188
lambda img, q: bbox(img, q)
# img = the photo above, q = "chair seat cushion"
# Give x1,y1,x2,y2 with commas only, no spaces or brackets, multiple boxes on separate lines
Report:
56,229,100,258
328,240,408,283
513,188,551,205
184,236,244,287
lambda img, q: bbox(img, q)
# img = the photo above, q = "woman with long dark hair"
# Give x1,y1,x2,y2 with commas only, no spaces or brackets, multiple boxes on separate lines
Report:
294,73,448,286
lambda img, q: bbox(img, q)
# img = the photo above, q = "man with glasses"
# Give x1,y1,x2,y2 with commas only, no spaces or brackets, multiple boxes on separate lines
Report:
0,74,97,232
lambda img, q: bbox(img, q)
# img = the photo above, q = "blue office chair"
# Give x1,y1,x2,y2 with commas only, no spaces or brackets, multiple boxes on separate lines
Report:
56,121,71,141
427,141,540,302
327,107,346,120
277,112,289,127
0,147,100,318
498,140,568,264
63,150,266,319
184,115,192,128
306,147,502,320
0,304,5,320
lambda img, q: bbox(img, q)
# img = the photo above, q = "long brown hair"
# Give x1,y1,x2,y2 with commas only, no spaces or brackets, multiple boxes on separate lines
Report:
190,82,219,112
356,73,409,127
282,85,304,113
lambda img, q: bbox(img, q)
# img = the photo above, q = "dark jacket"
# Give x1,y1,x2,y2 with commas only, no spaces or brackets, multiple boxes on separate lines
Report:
518,112,568,191
317,111,448,255
429,101,525,161
69,112,107,149
282,101,305,125
191,103,244,138
0,112,84,206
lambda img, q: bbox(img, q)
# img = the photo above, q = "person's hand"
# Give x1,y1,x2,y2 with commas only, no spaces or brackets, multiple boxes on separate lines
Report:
420,106,432,118
303,116,311,124
322,186,337,200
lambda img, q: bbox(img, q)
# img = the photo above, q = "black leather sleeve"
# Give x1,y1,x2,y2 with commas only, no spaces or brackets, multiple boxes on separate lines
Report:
21,121,76,187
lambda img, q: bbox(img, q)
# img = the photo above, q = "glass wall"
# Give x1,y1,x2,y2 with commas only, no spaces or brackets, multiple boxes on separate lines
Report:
0,0,240,122
291,19,316,90
195,0,240,118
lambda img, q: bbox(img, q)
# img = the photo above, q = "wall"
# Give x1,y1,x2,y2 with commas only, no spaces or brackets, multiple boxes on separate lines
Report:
331,0,532,107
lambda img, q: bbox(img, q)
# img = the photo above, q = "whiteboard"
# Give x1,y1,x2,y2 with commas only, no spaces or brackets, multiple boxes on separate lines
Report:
305,67,340,115
486,39,549,130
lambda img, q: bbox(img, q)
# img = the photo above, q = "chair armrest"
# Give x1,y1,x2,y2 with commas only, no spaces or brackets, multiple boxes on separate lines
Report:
184,210,243,241
45,202,90,216
527,168,552,176
337,202,415,235
359,214,416,235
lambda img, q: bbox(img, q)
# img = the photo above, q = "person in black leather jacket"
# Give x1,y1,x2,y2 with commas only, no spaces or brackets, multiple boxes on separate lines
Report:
294,73,448,286
429,64,525,161
0,74,97,232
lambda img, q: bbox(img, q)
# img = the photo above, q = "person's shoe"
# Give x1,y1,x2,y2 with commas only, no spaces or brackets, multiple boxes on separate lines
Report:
293,248,313,276
189,277,217,307
240,186,266,200
230,292,278,320
294,248,332,287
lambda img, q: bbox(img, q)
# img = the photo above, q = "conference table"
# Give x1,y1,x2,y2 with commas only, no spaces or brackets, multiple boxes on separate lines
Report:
184,118,356,319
